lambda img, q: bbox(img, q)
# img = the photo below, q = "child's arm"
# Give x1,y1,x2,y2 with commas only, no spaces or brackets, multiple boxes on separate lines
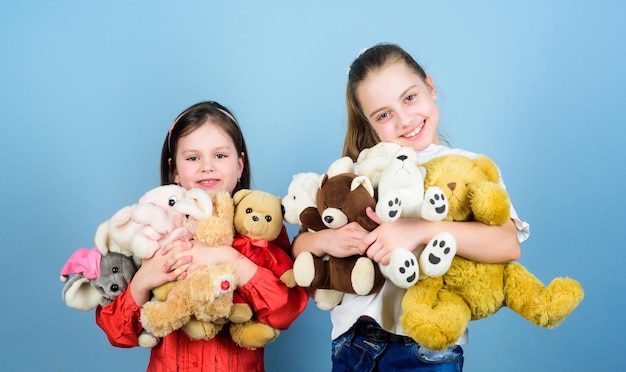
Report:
95,288,142,348
363,215,521,265
292,222,370,258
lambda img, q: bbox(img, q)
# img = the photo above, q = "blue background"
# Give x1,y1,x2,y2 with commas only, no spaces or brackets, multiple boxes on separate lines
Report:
2,1,624,371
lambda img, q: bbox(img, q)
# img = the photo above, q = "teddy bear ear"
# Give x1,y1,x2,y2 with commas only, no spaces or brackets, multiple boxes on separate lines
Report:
319,174,330,188
474,156,501,183
351,175,374,197
327,157,354,177
233,189,252,205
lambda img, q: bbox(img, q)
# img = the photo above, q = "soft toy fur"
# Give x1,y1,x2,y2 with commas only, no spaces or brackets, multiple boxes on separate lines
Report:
96,185,190,259
400,154,585,350
296,159,386,310
229,189,295,349
60,247,138,311
358,143,457,283
140,189,242,341
282,172,322,226
60,245,159,348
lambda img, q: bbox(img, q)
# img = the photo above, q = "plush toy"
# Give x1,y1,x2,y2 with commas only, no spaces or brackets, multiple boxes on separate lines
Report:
60,247,138,311
281,172,322,226
60,246,159,348
96,184,190,259
400,154,585,350
295,156,386,310
358,143,457,281
140,189,241,341
229,189,295,349
292,146,457,309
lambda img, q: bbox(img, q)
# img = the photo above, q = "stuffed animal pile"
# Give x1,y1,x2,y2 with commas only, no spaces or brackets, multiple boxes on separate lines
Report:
140,189,240,342
399,154,584,350
283,142,584,347
61,185,293,350
285,143,457,310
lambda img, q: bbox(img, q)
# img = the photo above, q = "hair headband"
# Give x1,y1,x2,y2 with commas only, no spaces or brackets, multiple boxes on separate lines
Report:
167,106,238,153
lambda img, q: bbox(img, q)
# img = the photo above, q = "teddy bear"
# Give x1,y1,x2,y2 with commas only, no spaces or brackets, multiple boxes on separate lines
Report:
296,153,444,310
291,148,457,309
228,188,296,349
140,189,242,341
281,172,322,226
294,156,386,310
399,154,585,350
95,184,191,259
356,142,457,282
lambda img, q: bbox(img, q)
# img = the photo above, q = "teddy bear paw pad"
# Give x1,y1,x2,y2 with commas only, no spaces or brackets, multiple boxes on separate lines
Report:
382,248,419,288
420,232,456,277
376,192,402,223
421,186,449,221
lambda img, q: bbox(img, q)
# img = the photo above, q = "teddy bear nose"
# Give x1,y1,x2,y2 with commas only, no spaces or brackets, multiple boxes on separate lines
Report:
324,216,334,224
447,182,456,191
397,155,408,161
110,284,120,292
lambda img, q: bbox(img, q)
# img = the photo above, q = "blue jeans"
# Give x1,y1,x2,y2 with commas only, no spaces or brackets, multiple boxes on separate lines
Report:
331,319,464,372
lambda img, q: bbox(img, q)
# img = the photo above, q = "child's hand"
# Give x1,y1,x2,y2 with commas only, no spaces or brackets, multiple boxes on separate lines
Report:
364,207,432,265
130,240,191,305
182,241,237,272
161,238,193,281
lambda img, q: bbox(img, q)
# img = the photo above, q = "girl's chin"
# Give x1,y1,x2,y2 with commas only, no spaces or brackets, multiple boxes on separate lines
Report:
399,137,430,151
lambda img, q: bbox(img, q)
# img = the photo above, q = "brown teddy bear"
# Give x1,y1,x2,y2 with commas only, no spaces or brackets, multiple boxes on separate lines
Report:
293,153,455,310
400,154,585,350
228,189,296,349
297,169,386,310
140,190,241,341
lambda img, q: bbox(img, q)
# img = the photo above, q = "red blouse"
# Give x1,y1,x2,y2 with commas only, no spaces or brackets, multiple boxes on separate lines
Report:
95,226,308,372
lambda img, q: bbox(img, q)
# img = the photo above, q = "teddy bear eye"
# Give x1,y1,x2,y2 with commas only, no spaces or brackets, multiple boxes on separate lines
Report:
112,266,119,274
168,195,178,206
265,215,272,222
246,207,253,214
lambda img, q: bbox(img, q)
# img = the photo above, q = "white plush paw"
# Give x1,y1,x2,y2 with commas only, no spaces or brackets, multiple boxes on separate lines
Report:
138,331,159,348
421,186,449,221
380,248,419,288
376,191,402,223
352,256,377,295
293,251,316,287
419,232,456,278
313,289,344,311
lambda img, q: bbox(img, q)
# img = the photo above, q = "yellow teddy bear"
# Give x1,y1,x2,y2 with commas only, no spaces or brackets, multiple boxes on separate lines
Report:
141,190,241,340
400,154,584,350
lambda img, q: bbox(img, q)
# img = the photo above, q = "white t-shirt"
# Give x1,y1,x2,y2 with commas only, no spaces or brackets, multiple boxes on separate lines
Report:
329,143,531,341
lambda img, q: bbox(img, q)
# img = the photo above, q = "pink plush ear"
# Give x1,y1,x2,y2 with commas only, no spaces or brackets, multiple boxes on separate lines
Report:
60,247,102,281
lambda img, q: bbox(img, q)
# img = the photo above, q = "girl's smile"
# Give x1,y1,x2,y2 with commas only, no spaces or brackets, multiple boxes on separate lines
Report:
173,121,243,195
357,62,440,151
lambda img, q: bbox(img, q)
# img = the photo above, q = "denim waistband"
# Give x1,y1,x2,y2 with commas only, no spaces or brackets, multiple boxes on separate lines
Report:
354,317,414,344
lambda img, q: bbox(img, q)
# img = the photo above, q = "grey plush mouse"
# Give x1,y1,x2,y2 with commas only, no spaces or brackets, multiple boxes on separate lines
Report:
60,248,138,311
